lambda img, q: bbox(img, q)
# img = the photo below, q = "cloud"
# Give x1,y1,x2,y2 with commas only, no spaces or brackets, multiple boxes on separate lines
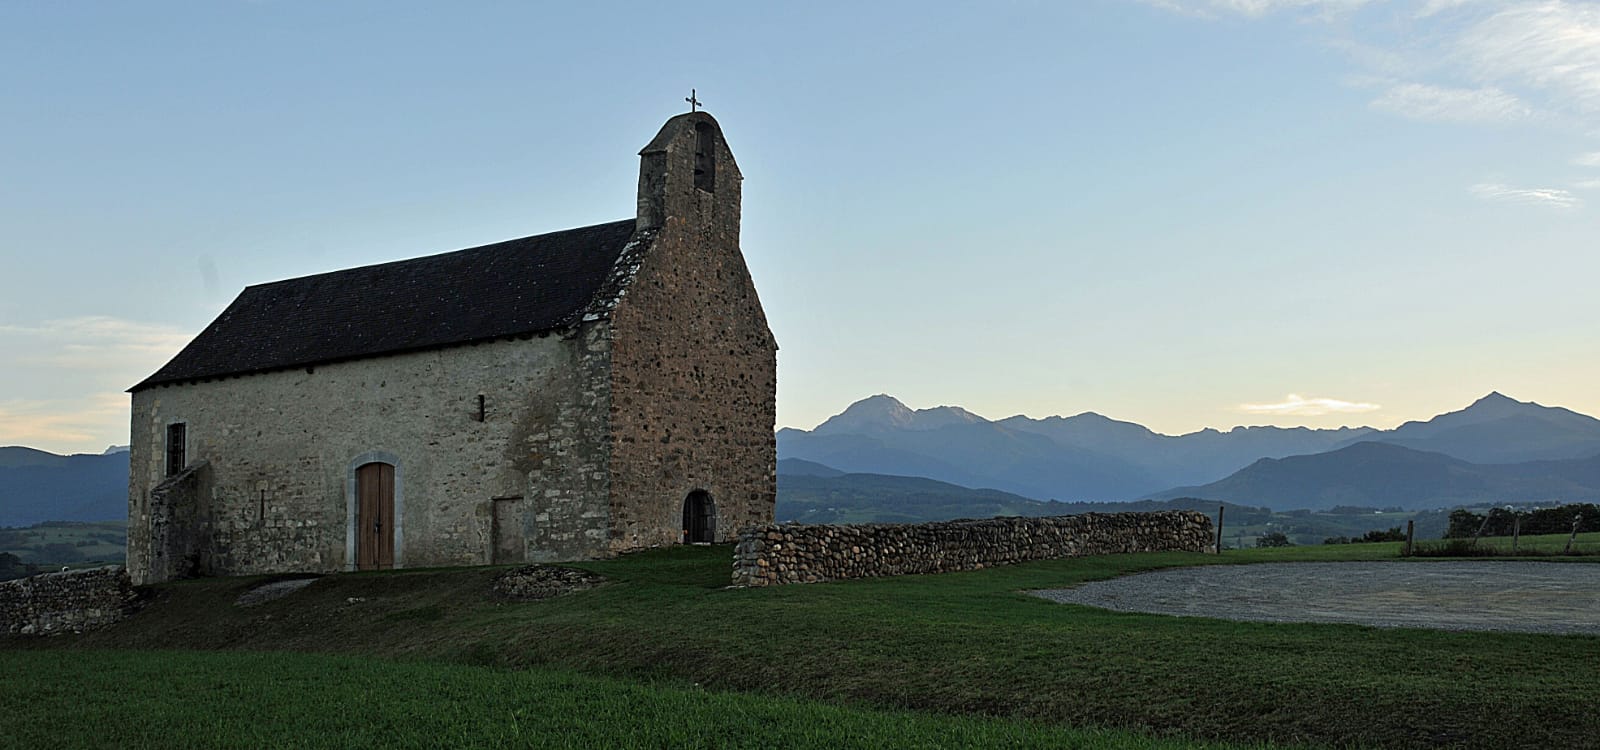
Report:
1455,2,1600,114
1577,151,1600,167
1470,182,1582,208
1370,82,1532,122
1574,178,1600,189
1239,394,1382,416
0,316,192,368
0,394,129,449
0,317,193,453
1145,0,1600,125
0,315,191,347
1140,0,1373,18
1416,0,1481,18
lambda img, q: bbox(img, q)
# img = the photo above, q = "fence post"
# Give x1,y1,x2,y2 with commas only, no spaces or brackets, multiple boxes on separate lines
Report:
1471,511,1492,548
1565,513,1581,555
1512,514,1521,555
1404,519,1414,557
1215,505,1225,554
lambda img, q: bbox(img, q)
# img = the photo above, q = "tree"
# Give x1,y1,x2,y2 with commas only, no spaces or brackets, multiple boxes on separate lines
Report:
1257,531,1292,548
1445,509,1483,539
0,552,33,581
1360,527,1406,543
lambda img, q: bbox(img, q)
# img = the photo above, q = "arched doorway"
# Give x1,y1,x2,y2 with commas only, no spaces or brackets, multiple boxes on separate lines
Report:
355,462,395,570
682,490,715,544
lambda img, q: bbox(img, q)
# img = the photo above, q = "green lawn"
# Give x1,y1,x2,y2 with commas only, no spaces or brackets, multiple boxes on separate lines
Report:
10,542,1600,749
0,650,1278,749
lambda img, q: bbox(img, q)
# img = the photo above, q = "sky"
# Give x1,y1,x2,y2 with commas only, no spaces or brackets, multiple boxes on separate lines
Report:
2,0,1598,454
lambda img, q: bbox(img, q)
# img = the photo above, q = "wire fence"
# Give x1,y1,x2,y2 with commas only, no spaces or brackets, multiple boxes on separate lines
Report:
1208,504,1600,555
1412,530,1600,557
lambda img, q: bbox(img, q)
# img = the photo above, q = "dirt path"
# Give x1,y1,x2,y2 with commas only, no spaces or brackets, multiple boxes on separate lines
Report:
1032,561,1600,634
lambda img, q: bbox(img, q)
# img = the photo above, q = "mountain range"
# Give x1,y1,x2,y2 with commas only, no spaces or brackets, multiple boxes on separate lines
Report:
779,392,1600,508
773,459,1459,542
6,392,1599,528
0,447,130,527
1149,441,1600,510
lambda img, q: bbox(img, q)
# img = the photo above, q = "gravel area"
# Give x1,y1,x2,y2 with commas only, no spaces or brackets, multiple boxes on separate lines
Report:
235,577,319,607
1032,561,1600,635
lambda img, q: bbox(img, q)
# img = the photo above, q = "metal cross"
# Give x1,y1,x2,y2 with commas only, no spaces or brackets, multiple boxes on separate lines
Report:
686,89,701,112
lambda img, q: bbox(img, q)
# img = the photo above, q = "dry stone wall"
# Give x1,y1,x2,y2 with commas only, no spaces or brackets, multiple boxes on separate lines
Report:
0,566,140,636
732,511,1213,586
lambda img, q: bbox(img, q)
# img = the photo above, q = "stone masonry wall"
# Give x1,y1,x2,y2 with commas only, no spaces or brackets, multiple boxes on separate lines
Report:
732,512,1213,586
128,332,612,584
0,566,139,636
143,461,207,582
605,112,778,550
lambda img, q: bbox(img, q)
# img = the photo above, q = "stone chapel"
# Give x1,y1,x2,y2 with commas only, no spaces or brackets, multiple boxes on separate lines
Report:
126,111,777,585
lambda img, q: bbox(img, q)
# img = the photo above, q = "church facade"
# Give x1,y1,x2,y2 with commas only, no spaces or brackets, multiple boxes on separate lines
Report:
126,112,777,585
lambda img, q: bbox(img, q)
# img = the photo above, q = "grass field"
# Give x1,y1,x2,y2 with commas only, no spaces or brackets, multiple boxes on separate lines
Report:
1417,529,1600,555
0,520,126,566
0,650,1279,749
8,542,1600,749
1213,511,1417,548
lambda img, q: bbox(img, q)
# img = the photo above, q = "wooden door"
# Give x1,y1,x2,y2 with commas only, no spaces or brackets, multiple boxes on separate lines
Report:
682,490,715,544
356,462,395,570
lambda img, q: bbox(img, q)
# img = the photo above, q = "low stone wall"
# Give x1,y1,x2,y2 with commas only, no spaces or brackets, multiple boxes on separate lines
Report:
732,511,1212,587
0,566,140,636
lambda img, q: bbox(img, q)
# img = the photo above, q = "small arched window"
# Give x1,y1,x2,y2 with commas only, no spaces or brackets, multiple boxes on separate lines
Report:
693,122,716,193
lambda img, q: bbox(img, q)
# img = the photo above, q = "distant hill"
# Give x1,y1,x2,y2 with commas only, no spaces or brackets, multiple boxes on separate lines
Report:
782,392,1600,506
0,447,129,527
777,469,1062,524
776,458,845,477
11,392,1599,528
781,394,1376,501
773,464,1420,545
1333,392,1600,464
0,446,73,469
778,415,1155,502
810,394,987,435
1147,441,1600,511
997,412,1373,490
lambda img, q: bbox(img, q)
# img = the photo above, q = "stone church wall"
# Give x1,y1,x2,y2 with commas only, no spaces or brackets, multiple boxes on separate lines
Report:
140,461,208,582
128,332,612,584
126,111,777,582
606,113,778,550
0,566,140,636
731,512,1213,586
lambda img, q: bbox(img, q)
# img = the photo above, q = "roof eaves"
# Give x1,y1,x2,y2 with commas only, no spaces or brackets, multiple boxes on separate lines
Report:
128,323,588,393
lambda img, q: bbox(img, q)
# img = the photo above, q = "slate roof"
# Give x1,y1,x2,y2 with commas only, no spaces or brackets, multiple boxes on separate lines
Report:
132,219,638,391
